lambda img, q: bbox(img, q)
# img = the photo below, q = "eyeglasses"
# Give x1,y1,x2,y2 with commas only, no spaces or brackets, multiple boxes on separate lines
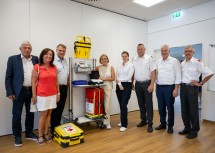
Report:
184,50,193,53
22,47,31,50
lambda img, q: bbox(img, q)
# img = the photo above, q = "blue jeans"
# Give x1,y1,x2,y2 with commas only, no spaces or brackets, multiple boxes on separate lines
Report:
12,87,34,137
116,82,132,128
156,84,175,128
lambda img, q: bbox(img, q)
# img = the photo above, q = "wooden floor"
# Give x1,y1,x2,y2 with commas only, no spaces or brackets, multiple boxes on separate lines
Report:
1,110,215,153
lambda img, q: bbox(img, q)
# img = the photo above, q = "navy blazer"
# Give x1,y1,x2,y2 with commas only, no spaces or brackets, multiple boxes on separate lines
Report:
5,54,39,99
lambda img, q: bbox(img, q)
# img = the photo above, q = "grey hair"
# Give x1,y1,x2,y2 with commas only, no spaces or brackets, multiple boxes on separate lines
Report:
161,45,170,51
20,41,31,48
184,45,195,52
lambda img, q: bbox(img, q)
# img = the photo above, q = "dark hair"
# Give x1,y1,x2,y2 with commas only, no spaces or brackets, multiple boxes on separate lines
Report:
138,43,144,47
57,44,66,49
121,51,129,57
39,48,55,67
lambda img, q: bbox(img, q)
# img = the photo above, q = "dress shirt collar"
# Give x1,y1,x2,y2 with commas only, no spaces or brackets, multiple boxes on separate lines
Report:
121,61,130,66
161,55,171,61
185,57,195,63
55,55,64,61
137,54,146,59
21,54,32,60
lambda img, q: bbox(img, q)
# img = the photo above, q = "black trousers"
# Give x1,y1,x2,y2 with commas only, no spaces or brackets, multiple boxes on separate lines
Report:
51,85,68,131
135,81,153,126
116,82,132,128
12,87,34,137
180,84,199,134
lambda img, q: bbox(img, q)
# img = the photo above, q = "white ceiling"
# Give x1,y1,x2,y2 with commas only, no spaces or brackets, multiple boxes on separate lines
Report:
71,0,213,21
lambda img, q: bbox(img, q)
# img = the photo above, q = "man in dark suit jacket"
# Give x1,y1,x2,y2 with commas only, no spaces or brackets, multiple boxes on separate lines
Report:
5,41,39,147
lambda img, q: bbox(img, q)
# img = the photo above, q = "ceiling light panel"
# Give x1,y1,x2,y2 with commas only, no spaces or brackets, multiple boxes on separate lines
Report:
133,0,166,7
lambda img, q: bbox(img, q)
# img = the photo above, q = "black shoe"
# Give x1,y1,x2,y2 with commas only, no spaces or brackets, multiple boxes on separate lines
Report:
137,121,147,127
147,126,153,133
178,129,190,135
155,124,166,130
186,133,197,139
51,133,55,140
14,136,22,147
26,133,38,141
167,127,173,134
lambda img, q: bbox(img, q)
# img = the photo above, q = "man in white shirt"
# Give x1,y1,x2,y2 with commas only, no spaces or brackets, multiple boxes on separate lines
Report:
132,44,156,133
51,44,69,133
155,45,181,134
179,45,214,139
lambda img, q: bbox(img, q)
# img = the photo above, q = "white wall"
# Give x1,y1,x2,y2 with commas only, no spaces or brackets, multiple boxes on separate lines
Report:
148,0,215,121
0,0,31,136
0,0,147,136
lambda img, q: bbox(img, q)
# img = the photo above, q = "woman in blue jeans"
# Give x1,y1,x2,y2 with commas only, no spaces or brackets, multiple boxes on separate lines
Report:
116,51,134,132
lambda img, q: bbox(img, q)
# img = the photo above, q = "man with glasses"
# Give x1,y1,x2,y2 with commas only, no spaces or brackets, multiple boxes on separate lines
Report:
179,45,213,139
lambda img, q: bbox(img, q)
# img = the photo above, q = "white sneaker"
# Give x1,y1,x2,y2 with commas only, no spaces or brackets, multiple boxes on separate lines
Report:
118,123,121,127
106,124,111,129
120,127,127,132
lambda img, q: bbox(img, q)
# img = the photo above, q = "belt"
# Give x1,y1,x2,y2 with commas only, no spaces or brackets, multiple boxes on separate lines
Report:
157,84,174,86
181,83,192,86
136,80,150,84
22,86,32,90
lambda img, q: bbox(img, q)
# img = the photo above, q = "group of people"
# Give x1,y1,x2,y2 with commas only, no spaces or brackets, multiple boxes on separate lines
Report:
96,44,213,141
5,41,69,146
5,41,213,147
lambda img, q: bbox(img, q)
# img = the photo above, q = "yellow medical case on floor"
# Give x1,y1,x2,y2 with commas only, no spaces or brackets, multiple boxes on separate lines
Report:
53,123,84,148
74,36,91,59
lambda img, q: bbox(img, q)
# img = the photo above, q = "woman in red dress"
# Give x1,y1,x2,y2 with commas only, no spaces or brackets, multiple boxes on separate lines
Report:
32,48,60,144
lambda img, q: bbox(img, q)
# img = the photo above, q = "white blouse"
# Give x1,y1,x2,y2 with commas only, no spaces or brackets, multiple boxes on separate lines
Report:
117,61,134,85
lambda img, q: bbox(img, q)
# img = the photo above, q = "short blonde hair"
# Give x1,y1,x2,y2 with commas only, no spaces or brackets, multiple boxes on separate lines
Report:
99,54,109,64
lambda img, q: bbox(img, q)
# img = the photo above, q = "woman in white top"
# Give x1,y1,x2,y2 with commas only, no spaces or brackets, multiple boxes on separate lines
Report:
96,54,115,129
116,51,134,132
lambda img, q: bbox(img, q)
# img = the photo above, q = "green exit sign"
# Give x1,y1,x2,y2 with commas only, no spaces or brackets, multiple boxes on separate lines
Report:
172,11,181,19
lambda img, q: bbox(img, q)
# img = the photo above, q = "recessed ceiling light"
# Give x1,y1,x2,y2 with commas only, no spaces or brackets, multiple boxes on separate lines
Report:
133,0,166,7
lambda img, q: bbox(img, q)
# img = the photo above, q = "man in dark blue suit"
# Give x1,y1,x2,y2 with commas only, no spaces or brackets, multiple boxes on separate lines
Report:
5,41,39,147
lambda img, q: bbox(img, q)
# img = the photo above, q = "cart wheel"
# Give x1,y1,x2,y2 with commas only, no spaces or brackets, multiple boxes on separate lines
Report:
96,121,100,128
100,124,105,129
74,118,78,124
97,122,104,129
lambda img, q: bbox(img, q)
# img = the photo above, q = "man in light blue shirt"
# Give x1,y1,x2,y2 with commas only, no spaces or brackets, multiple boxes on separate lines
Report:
51,44,68,133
